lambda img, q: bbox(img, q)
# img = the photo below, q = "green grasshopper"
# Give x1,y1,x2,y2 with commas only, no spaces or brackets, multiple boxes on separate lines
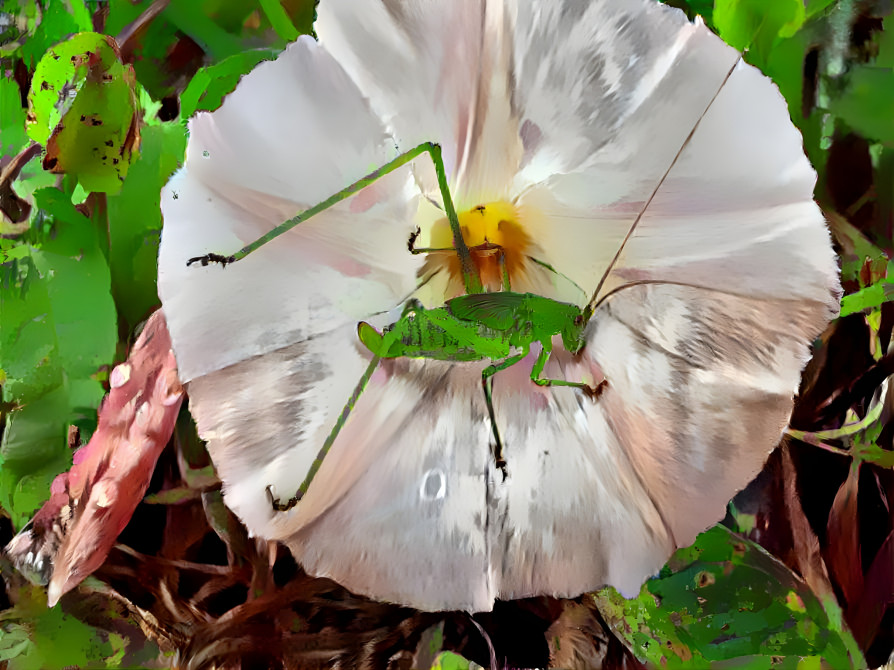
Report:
188,141,605,511
357,292,605,472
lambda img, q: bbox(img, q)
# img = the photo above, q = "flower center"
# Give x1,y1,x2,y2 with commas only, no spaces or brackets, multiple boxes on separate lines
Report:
426,201,533,294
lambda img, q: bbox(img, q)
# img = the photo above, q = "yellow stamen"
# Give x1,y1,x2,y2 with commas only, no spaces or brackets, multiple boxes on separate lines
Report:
425,201,533,294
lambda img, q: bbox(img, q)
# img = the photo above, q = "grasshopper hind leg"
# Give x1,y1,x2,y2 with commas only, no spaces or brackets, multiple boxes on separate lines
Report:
481,350,528,480
266,356,381,513
482,374,509,480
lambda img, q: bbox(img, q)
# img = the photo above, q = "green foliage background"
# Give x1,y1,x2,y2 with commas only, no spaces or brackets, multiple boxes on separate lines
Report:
0,0,892,667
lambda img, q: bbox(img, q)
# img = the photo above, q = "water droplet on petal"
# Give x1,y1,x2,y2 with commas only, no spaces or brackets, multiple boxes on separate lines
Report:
109,363,130,388
420,468,446,501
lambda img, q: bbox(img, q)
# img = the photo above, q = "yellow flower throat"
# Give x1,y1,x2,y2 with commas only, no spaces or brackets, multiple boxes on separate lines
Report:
427,201,533,294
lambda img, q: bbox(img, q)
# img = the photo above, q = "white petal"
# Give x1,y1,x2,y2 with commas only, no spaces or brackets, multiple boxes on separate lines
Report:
188,329,674,610
517,23,838,316
490,362,674,600
158,0,842,615
582,284,829,550
611,59,839,309
158,38,422,382
511,0,696,183
189,328,496,611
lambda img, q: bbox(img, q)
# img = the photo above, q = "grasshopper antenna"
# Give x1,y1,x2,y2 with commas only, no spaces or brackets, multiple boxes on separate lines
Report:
585,58,741,318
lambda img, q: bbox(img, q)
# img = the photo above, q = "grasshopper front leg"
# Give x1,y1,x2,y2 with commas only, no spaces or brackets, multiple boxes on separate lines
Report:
530,340,607,400
408,229,512,292
189,142,483,295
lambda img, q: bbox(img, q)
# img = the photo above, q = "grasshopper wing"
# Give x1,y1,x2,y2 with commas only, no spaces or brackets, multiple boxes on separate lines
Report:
446,292,526,330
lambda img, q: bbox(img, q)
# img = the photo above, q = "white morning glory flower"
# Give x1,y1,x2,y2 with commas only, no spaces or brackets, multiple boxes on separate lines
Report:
158,0,840,612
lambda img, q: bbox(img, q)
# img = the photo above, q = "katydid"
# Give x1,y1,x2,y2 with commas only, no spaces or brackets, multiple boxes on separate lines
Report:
188,140,606,512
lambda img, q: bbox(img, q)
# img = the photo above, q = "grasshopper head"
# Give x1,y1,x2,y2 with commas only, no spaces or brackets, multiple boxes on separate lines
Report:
357,322,385,355
561,307,592,354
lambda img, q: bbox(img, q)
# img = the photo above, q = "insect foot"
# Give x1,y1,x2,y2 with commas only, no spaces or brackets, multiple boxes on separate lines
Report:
496,457,509,482
266,485,300,512
186,252,237,268
583,379,609,401
407,226,422,252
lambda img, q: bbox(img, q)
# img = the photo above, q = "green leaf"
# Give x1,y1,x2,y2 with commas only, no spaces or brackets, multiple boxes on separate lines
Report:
713,0,806,64
1,77,28,157
179,48,281,119
259,0,300,42
596,525,864,669
0,388,73,528
0,624,32,662
876,15,894,69
430,651,474,670
830,65,894,146
30,188,117,381
840,280,894,317
10,600,103,670
19,0,93,69
0,186,116,527
26,32,107,146
162,0,246,61
805,0,837,18
27,32,140,193
107,122,187,329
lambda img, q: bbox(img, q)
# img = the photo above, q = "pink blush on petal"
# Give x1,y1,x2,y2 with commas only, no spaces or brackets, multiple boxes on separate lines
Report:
349,181,385,214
